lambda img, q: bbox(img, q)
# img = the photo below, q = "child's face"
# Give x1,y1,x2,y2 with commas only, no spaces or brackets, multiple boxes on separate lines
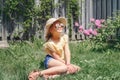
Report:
50,21,65,34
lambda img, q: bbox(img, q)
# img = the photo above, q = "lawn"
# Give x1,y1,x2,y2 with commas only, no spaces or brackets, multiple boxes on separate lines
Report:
0,39,120,80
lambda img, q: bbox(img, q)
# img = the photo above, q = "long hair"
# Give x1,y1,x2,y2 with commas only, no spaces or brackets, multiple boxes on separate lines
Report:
45,24,53,42
45,32,52,42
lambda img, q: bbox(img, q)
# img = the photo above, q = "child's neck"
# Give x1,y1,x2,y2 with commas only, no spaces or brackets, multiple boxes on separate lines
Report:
51,34,61,42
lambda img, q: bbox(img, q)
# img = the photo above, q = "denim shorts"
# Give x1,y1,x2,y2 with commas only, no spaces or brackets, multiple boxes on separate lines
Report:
44,55,53,69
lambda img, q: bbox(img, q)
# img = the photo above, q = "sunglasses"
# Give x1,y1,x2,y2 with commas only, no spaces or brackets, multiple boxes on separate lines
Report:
55,23,65,29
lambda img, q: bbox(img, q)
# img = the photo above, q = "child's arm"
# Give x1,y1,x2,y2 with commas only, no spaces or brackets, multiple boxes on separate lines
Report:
64,42,71,65
64,40,77,74
50,51,65,63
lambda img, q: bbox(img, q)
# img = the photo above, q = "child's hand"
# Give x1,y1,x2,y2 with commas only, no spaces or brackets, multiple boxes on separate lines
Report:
66,64,77,74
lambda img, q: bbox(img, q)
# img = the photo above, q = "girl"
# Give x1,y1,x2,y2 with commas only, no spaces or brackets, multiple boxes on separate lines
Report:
28,17,80,80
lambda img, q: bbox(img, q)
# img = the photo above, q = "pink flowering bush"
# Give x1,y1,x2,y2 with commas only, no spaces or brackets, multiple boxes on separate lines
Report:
75,16,120,49
78,18,105,38
91,16,120,48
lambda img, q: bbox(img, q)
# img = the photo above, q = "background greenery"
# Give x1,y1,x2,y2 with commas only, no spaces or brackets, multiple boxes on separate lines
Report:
3,0,79,40
0,39,120,80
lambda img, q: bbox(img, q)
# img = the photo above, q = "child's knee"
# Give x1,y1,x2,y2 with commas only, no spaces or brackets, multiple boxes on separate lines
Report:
61,65,68,72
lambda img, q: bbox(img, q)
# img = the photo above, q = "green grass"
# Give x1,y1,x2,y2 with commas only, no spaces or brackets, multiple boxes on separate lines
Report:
0,40,120,80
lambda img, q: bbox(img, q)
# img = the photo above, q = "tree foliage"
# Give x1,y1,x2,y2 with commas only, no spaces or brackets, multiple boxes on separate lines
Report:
3,0,80,40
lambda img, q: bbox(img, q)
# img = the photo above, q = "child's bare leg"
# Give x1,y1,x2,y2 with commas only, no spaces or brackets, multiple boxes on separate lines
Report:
40,59,67,78
28,59,67,80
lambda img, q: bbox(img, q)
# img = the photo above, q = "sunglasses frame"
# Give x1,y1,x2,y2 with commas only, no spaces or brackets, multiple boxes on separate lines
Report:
55,23,65,29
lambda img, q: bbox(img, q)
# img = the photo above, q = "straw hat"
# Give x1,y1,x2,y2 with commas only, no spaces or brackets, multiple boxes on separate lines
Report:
44,17,67,40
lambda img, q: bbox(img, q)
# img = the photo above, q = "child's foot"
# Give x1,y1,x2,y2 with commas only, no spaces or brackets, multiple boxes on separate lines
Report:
28,70,42,80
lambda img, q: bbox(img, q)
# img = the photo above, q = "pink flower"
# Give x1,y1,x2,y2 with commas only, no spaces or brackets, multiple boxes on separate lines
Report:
97,25,102,28
88,28,93,34
90,18,95,22
95,20,102,28
92,29,98,36
83,30,90,36
74,22,79,26
79,25,84,32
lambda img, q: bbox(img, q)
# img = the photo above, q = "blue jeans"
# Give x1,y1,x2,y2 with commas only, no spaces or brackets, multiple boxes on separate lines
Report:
44,55,53,69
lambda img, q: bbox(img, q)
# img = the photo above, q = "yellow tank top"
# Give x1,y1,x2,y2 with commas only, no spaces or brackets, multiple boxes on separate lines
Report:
43,34,68,59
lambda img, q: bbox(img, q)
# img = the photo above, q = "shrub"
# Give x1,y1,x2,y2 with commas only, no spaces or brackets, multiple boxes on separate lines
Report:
77,12,120,49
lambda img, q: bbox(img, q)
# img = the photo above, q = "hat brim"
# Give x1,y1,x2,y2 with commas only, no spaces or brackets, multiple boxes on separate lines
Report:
56,17,67,27
46,17,67,29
